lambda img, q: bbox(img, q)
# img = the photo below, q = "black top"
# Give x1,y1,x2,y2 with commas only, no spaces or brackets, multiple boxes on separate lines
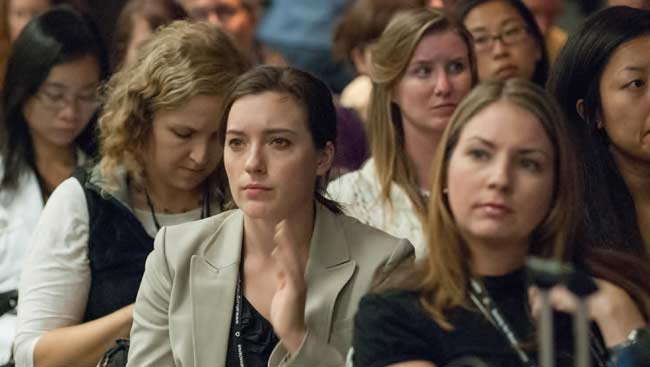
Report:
353,268,592,367
226,294,280,367
74,168,154,322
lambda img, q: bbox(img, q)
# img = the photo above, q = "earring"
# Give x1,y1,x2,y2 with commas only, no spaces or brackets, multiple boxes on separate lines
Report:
443,188,449,195
596,119,604,129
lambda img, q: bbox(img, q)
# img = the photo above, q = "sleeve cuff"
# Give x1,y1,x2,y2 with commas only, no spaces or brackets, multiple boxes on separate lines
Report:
268,329,344,367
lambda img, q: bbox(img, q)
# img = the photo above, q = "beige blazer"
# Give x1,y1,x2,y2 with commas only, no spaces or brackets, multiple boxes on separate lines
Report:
127,204,413,367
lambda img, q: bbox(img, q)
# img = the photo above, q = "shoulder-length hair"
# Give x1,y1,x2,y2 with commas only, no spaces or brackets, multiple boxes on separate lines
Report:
0,5,108,190
453,0,549,86
419,79,580,328
98,20,249,192
547,6,650,256
218,65,342,214
367,7,477,220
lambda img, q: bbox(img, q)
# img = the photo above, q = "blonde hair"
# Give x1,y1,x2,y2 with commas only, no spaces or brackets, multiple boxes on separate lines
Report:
98,20,248,189
366,7,477,219
418,78,580,328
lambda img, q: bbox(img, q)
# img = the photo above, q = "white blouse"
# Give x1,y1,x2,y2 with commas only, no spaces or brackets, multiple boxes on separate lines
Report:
14,177,203,367
327,159,426,259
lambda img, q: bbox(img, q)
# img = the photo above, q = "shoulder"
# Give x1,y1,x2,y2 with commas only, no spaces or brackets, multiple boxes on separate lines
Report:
154,209,242,264
327,160,380,202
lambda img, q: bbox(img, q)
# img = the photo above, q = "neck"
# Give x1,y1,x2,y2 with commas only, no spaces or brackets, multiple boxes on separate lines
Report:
468,237,529,277
610,148,650,250
243,201,315,259
403,123,441,190
141,178,203,214
32,135,77,169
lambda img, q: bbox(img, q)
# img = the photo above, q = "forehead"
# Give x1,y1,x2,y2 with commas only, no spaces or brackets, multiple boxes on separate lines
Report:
184,0,242,8
602,35,650,77
43,55,100,87
9,0,50,11
459,100,552,152
464,0,524,30
227,91,308,133
409,30,469,63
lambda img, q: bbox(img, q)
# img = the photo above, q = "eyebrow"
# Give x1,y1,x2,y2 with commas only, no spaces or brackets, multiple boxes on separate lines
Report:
467,136,552,158
42,81,98,90
468,18,522,33
225,128,298,136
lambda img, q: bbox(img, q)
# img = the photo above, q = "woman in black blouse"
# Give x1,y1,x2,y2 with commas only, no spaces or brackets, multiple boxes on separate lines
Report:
353,79,650,367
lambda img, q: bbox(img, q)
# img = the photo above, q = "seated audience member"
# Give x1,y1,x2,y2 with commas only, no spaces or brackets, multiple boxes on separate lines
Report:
0,6,107,363
111,0,186,69
126,66,413,367
548,6,650,256
332,0,426,124
353,78,650,367
255,0,351,93
454,0,549,86
178,0,286,66
14,21,248,367
328,8,477,258
0,0,84,87
521,0,566,62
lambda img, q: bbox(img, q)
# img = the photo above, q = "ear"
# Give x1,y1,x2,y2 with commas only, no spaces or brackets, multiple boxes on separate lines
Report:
351,47,368,75
575,98,588,122
316,141,335,176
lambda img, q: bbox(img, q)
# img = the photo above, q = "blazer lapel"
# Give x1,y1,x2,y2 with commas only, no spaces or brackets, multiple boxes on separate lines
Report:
190,211,244,367
304,205,356,341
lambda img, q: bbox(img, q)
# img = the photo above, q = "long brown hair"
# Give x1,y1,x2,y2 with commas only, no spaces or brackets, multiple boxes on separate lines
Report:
366,7,477,221
416,79,581,328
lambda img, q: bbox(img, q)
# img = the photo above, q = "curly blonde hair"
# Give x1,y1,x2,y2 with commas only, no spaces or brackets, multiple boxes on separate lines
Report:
98,20,249,189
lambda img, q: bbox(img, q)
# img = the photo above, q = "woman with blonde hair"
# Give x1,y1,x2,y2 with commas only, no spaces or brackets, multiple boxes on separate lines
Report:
353,79,650,366
328,7,477,258
14,20,248,367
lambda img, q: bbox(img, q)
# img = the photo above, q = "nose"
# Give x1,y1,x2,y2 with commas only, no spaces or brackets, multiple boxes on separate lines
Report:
244,144,266,174
487,157,511,192
434,71,452,97
206,11,223,26
189,140,210,168
57,99,80,122
491,37,510,58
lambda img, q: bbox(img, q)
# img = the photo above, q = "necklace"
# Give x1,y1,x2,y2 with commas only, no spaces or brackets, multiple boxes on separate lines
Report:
144,188,211,231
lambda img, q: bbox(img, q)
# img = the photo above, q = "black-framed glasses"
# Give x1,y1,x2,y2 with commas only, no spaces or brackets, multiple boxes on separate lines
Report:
471,24,529,52
189,3,246,23
34,84,100,112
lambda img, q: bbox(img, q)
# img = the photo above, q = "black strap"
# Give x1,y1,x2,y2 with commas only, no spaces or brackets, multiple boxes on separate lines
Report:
0,289,18,317
234,275,247,367
469,279,536,367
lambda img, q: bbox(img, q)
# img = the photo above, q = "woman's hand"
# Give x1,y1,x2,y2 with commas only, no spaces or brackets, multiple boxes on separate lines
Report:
270,219,308,355
529,279,647,347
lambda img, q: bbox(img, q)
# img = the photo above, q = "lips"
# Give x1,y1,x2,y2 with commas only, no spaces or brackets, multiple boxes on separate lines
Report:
495,65,518,79
474,202,513,216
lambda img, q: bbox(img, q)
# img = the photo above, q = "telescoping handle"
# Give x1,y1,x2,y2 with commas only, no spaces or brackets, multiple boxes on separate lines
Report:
526,257,598,367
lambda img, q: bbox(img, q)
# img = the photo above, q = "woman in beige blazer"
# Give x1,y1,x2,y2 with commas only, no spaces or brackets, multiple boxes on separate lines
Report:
127,66,414,367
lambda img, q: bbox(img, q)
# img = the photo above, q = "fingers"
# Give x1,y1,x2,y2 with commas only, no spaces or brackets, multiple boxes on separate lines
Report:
528,285,582,318
272,219,306,287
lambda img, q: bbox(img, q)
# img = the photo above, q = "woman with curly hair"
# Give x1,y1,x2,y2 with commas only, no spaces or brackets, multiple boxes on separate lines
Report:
14,20,248,367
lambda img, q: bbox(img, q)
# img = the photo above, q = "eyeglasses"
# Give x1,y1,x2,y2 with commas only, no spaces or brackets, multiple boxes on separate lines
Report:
34,85,99,112
190,4,246,23
471,25,530,52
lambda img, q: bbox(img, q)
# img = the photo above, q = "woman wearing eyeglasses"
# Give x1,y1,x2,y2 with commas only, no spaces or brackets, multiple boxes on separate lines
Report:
453,0,549,86
0,6,107,364
14,20,248,367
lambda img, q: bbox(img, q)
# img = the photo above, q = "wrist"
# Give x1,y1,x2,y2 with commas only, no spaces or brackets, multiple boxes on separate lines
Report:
608,327,650,367
281,327,307,356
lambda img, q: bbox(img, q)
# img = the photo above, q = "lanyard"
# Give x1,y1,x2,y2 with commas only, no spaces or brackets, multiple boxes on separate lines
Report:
469,279,609,367
234,276,247,367
469,278,536,367
144,189,211,231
